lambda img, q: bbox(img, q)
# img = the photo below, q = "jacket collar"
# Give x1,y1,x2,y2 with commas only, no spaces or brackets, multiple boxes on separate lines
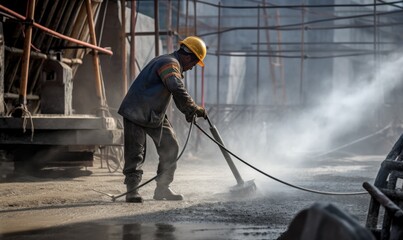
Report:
173,51,184,73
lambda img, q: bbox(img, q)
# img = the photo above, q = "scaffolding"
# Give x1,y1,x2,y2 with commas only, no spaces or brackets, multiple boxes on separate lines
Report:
0,1,403,236
2,0,402,119
0,0,401,137
120,1,403,126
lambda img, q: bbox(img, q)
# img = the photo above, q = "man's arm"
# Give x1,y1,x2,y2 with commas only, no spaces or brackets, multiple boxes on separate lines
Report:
158,63,205,120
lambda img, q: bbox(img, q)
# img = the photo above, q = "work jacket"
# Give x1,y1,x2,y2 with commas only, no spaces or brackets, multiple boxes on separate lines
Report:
118,51,198,128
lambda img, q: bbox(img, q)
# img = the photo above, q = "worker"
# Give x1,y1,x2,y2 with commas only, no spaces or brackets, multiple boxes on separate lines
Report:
118,36,208,203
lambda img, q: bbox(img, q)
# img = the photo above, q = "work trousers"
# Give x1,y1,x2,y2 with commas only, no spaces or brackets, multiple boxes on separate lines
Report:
123,117,179,187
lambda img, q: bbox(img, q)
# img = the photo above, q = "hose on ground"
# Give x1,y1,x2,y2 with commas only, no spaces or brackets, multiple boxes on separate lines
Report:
194,120,368,196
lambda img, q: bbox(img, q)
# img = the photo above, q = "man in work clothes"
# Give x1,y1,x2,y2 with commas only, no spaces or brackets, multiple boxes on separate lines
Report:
118,36,208,203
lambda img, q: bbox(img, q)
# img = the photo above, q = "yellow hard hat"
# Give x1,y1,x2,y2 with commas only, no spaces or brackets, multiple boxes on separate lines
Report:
179,36,207,67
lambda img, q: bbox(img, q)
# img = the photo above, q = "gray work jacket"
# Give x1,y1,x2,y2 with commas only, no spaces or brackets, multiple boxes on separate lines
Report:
118,51,198,128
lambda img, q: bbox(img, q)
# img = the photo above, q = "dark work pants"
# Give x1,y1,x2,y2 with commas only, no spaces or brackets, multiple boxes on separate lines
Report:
123,117,179,187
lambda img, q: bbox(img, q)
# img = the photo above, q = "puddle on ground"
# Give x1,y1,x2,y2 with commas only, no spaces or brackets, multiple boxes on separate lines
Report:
1,222,283,240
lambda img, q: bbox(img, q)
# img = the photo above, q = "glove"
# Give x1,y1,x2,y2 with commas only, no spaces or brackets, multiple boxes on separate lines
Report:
194,106,207,119
185,106,207,122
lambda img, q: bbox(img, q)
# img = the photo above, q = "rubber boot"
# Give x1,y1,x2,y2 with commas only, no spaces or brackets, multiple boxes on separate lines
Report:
153,185,184,201
125,182,143,203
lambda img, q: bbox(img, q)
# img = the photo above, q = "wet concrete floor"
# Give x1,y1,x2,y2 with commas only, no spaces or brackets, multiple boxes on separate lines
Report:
0,154,382,240
1,222,280,240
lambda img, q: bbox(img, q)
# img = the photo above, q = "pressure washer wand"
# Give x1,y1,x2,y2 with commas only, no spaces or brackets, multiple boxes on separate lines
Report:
206,116,244,186
204,116,256,194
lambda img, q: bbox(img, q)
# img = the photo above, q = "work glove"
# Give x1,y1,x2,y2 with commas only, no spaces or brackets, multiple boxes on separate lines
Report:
186,106,207,122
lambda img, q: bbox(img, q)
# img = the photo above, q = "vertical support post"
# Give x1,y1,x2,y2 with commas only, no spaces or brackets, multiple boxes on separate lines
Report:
166,0,173,53
373,0,377,77
256,5,260,105
19,0,36,106
185,0,189,36
0,23,4,115
262,0,277,104
275,9,286,104
154,0,159,56
85,0,105,107
165,0,174,120
201,67,205,108
130,0,137,81
193,0,197,35
193,0,197,102
299,4,306,105
216,2,221,118
373,0,381,127
176,0,180,36
183,0,190,89
120,0,127,94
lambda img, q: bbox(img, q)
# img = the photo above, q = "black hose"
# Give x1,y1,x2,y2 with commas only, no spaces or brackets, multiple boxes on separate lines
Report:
194,120,368,196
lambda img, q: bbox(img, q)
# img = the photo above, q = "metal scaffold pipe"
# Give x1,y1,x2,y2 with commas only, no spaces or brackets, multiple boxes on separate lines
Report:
154,0,159,57
18,0,35,106
120,0,127,94
130,0,137,81
196,0,403,9
0,4,113,56
85,0,106,108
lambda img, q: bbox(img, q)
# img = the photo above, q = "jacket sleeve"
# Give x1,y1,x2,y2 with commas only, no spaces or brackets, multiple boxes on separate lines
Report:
157,62,198,116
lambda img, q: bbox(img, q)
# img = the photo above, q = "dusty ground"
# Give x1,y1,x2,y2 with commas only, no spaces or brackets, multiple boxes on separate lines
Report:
0,152,382,240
